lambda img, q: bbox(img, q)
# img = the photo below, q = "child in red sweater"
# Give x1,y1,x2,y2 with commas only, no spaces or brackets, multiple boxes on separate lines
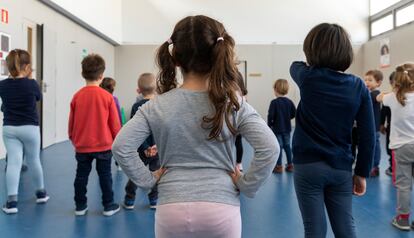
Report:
68,54,121,216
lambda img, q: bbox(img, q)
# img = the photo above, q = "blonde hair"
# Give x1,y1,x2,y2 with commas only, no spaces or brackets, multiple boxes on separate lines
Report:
138,73,156,96
394,63,414,106
6,49,31,78
273,79,289,95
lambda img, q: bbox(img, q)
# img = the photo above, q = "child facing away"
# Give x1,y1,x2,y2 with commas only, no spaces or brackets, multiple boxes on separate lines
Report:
123,73,160,210
113,15,278,238
377,63,414,230
267,79,296,173
380,72,395,176
364,70,383,177
68,54,121,217
0,49,49,214
290,23,375,238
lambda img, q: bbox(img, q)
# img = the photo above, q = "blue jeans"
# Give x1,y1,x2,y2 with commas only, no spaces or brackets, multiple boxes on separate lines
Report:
74,151,114,208
373,132,381,167
276,133,292,166
294,161,356,238
3,126,44,200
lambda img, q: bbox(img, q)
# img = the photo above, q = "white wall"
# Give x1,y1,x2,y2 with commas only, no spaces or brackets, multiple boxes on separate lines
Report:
50,0,122,43
0,0,115,158
122,0,370,44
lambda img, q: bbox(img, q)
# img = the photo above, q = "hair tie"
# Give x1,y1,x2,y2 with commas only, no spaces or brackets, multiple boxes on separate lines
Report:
217,37,224,42
167,39,173,45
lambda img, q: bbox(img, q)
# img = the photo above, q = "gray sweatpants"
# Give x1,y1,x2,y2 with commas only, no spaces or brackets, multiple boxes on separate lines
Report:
395,144,414,215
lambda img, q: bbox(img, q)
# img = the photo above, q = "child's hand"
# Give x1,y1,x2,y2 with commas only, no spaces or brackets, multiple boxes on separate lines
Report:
353,175,366,196
380,125,387,135
152,167,167,182
229,166,242,186
150,145,158,156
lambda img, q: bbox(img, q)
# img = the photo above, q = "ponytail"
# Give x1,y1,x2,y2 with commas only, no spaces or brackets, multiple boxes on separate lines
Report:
203,34,240,140
156,41,177,94
6,49,31,78
395,63,414,106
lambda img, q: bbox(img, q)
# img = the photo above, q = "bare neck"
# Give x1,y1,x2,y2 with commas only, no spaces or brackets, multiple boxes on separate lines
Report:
181,73,208,91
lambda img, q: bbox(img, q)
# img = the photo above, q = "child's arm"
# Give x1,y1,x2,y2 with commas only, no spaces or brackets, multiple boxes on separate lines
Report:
108,99,122,139
267,101,275,128
112,103,157,189
354,87,376,178
234,101,279,198
290,61,310,87
68,100,75,140
290,101,296,119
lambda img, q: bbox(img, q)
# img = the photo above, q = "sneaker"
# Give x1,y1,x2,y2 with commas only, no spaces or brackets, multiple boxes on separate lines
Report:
370,167,380,177
75,204,88,216
385,167,393,176
103,204,120,216
149,199,157,209
36,190,50,204
273,165,283,173
285,164,294,172
2,201,18,214
123,197,135,210
392,215,410,231
236,163,243,172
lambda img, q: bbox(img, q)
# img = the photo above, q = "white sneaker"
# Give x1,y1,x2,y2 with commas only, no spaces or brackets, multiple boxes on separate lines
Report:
103,204,120,217
36,196,50,204
75,206,88,216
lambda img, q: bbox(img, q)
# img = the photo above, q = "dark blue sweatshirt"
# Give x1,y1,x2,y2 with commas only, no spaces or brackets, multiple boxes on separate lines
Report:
131,99,156,159
290,62,375,177
0,77,41,126
267,97,296,134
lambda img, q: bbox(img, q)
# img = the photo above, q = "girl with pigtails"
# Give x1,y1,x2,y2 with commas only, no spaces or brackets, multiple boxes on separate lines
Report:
113,15,278,238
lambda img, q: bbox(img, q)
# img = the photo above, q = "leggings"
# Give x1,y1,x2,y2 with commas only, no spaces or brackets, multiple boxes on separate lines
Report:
235,135,243,164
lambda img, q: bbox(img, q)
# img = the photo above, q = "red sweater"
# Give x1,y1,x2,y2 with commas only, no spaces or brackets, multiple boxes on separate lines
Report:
68,86,121,153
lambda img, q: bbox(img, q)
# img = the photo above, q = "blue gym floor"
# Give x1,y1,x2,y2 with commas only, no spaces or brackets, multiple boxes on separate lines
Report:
1,137,414,238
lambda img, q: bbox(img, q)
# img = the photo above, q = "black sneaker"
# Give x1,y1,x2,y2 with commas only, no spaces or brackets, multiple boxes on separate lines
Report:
392,215,410,231
2,201,18,214
149,199,157,210
36,190,50,204
123,197,135,210
75,204,88,216
103,203,120,217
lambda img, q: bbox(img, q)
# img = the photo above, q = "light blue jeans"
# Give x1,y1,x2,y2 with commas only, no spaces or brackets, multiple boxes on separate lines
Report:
3,125,45,200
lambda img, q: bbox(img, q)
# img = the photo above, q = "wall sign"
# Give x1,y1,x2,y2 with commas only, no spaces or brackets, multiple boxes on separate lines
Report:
0,32,11,79
1,9,8,24
380,38,390,68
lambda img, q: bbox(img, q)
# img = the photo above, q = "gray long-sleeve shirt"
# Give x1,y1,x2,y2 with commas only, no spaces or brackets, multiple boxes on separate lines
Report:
112,88,279,206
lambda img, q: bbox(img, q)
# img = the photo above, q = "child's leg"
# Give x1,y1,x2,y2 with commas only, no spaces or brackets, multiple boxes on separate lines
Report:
3,126,24,201
275,134,284,166
235,135,243,164
324,170,355,238
125,180,138,200
20,126,44,192
294,162,328,238
282,133,292,165
394,145,414,216
95,151,114,208
74,153,93,207
373,132,381,167
386,129,392,169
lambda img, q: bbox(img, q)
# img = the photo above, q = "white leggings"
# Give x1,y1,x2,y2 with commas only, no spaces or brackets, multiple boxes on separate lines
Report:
155,202,241,238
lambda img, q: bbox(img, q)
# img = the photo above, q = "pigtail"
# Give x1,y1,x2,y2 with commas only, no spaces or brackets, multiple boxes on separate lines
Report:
156,41,177,94
395,64,414,106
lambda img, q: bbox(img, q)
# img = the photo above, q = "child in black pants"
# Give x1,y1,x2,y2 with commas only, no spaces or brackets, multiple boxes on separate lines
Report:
123,73,160,209
381,71,395,176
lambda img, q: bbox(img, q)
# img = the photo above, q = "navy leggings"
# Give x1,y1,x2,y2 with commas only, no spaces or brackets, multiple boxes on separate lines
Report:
294,161,356,238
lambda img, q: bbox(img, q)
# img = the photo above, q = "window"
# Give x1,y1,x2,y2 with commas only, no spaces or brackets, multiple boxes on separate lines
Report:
396,3,414,26
371,14,394,36
370,0,400,15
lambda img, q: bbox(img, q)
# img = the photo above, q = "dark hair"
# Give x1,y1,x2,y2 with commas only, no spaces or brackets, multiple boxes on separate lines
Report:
389,71,396,84
156,15,240,140
273,79,289,95
6,49,31,77
81,54,105,81
236,71,248,96
365,70,383,82
100,77,116,94
138,73,156,96
394,63,414,106
303,23,353,72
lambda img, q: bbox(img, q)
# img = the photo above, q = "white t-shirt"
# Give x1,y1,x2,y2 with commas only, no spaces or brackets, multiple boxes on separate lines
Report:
383,92,414,149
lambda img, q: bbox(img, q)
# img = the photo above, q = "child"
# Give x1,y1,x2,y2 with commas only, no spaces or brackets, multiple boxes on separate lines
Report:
113,15,278,238
68,54,121,216
267,79,296,173
377,63,414,230
290,23,375,238
364,70,383,177
100,77,123,171
380,72,395,176
123,73,160,210
0,49,49,214
235,71,248,171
